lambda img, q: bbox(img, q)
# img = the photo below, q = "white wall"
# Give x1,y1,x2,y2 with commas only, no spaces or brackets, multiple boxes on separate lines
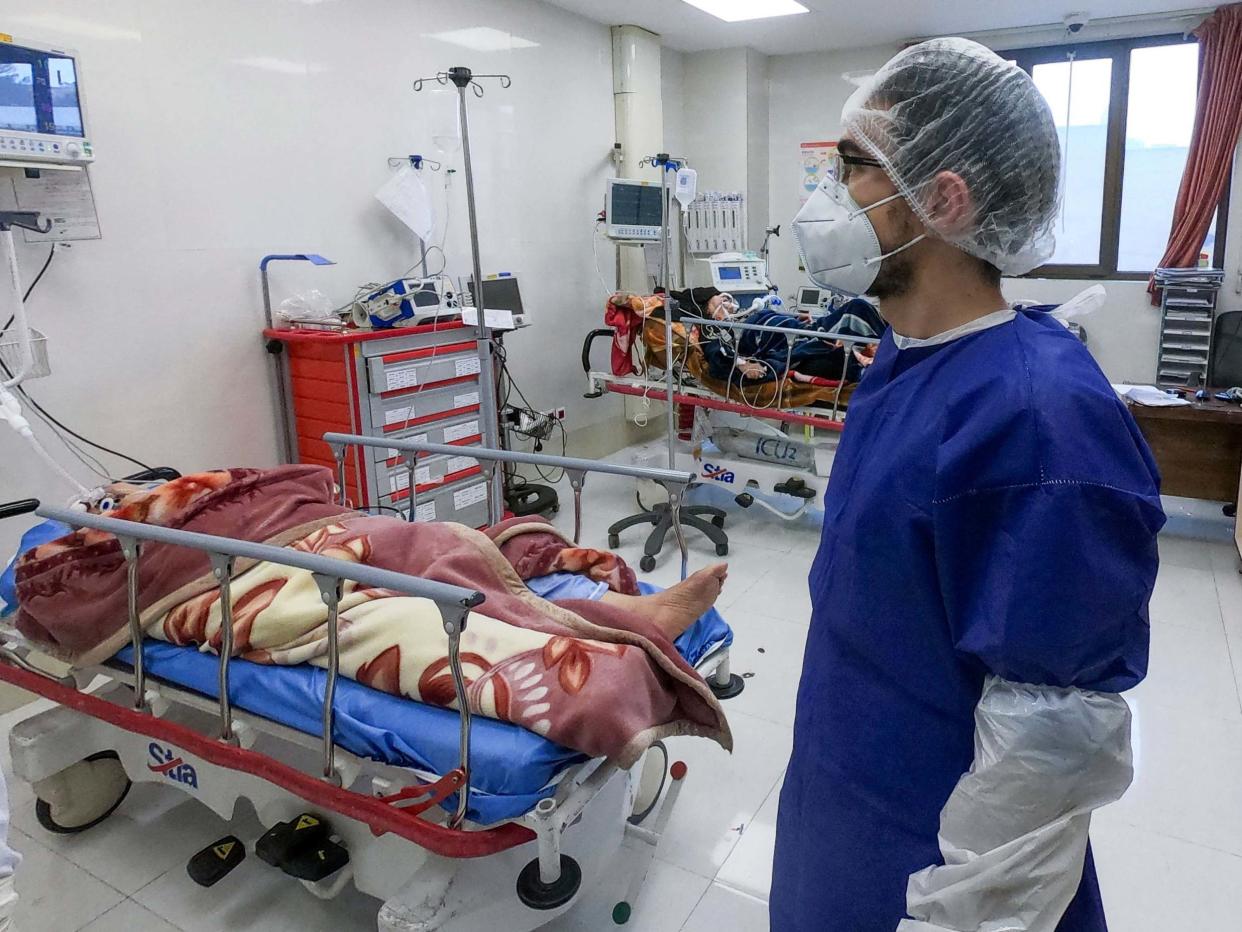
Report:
744,48,770,252
766,42,1242,384
0,0,618,553
678,47,771,286
661,47,686,158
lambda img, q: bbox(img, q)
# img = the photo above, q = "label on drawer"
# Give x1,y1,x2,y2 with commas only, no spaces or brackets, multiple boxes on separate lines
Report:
454,356,481,378
391,465,435,492
387,432,428,460
453,391,480,409
414,501,436,523
443,420,479,443
386,366,418,391
453,483,488,511
385,406,412,426
446,454,475,474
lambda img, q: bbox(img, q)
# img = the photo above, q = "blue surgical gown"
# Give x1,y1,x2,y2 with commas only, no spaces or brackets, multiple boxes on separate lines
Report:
770,309,1164,931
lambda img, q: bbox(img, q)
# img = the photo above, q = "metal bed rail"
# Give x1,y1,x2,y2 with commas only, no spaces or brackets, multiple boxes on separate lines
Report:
678,314,882,345
589,373,848,433
29,504,484,828
324,433,698,580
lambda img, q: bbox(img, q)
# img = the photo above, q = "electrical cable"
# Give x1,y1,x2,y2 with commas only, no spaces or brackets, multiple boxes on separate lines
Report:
0,242,57,338
0,242,154,474
591,220,614,299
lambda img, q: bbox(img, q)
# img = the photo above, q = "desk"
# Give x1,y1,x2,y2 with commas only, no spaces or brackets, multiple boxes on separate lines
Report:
1126,395,1242,560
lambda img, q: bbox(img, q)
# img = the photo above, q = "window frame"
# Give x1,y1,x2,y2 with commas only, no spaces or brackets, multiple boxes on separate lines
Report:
1007,33,1230,280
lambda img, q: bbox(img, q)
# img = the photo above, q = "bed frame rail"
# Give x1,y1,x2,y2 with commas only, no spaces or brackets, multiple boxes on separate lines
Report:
25,504,484,830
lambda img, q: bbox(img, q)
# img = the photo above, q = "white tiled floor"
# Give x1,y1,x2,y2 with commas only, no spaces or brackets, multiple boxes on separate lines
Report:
2,467,1240,930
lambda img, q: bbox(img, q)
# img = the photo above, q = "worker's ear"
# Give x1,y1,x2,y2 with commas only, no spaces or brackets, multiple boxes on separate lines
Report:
924,170,975,235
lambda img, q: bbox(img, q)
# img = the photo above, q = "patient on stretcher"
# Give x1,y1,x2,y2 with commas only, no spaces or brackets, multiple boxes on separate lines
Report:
606,288,884,389
9,466,733,767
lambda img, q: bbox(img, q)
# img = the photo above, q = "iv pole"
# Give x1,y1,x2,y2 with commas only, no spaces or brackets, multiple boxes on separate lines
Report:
639,153,691,472
414,67,511,526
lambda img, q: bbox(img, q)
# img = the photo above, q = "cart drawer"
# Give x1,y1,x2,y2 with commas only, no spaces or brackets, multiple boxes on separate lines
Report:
381,444,485,497
367,340,481,395
373,380,482,434
365,410,485,470
384,472,491,528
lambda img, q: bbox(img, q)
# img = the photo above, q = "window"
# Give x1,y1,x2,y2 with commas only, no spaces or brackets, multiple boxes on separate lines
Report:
1008,35,1230,278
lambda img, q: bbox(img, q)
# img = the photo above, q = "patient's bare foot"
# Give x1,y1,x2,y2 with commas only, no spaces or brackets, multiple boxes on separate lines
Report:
602,564,729,640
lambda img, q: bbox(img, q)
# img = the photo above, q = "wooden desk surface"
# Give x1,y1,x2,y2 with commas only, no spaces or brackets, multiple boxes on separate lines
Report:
1126,395,1242,426
1125,393,1242,515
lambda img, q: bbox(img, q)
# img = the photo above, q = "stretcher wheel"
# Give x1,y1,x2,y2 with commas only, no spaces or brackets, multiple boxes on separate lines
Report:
628,741,668,826
516,854,582,910
34,751,131,835
639,555,656,573
715,543,729,557
608,534,620,549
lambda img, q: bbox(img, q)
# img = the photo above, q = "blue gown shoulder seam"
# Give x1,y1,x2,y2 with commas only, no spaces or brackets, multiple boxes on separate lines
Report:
932,476,1159,506
1011,321,1047,484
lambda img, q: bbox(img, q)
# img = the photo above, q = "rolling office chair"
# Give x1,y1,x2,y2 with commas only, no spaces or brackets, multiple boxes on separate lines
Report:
1208,310,1242,519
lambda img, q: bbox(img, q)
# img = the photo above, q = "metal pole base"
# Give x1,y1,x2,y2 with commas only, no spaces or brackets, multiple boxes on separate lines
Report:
516,855,582,911
709,673,745,701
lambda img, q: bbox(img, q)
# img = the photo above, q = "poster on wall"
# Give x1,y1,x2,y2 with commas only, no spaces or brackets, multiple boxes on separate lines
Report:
799,140,837,204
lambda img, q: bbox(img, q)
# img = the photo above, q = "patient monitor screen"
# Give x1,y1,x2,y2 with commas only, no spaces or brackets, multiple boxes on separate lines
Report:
0,41,84,137
610,182,663,228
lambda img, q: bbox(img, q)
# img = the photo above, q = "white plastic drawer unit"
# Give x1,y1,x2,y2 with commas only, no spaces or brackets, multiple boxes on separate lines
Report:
385,471,491,529
366,339,482,395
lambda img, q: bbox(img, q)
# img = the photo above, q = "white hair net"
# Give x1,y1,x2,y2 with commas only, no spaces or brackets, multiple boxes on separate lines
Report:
842,38,1061,275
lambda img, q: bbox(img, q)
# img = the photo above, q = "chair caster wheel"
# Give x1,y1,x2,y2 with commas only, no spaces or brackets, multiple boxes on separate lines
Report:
710,673,745,700
516,854,582,910
715,543,729,557
640,555,656,572
608,534,620,549
35,751,131,834
711,515,725,528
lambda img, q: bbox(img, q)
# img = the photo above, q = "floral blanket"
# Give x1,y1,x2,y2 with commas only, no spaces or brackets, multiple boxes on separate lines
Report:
12,466,730,766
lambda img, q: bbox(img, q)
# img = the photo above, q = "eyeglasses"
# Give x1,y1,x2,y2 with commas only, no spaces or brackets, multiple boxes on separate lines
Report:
834,151,884,183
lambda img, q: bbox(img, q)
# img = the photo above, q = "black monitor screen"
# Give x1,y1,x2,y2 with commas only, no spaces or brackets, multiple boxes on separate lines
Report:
610,182,664,227
474,276,523,314
0,42,83,137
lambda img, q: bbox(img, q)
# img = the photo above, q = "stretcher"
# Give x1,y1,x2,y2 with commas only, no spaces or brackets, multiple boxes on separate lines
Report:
583,315,881,522
0,440,741,930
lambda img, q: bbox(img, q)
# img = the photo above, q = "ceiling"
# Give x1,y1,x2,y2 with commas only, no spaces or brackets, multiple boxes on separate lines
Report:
544,0,1202,54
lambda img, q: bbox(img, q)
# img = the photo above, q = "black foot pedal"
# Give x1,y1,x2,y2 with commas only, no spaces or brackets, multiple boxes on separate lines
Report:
505,484,559,517
256,813,329,868
282,837,350,882
187,835,245,887
774,478,815,501
734,492,754,508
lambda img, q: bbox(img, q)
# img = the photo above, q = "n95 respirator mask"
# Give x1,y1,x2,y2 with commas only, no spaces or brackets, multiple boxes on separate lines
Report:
791,178,925,297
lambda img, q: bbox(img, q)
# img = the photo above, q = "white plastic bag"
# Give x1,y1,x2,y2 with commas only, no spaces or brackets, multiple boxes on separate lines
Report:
275,288,335,327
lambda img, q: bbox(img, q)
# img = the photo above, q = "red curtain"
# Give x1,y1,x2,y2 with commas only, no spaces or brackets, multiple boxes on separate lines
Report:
1149,3,1242,303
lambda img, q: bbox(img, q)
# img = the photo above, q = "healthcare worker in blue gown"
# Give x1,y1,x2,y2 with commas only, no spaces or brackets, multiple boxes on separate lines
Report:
772,38,1164,932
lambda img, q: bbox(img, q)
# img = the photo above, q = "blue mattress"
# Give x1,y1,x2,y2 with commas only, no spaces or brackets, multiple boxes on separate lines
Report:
113,582,732,825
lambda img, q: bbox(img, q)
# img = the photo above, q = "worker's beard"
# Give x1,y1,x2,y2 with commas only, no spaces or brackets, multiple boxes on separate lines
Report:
867,250,914,300
866,213,923,301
